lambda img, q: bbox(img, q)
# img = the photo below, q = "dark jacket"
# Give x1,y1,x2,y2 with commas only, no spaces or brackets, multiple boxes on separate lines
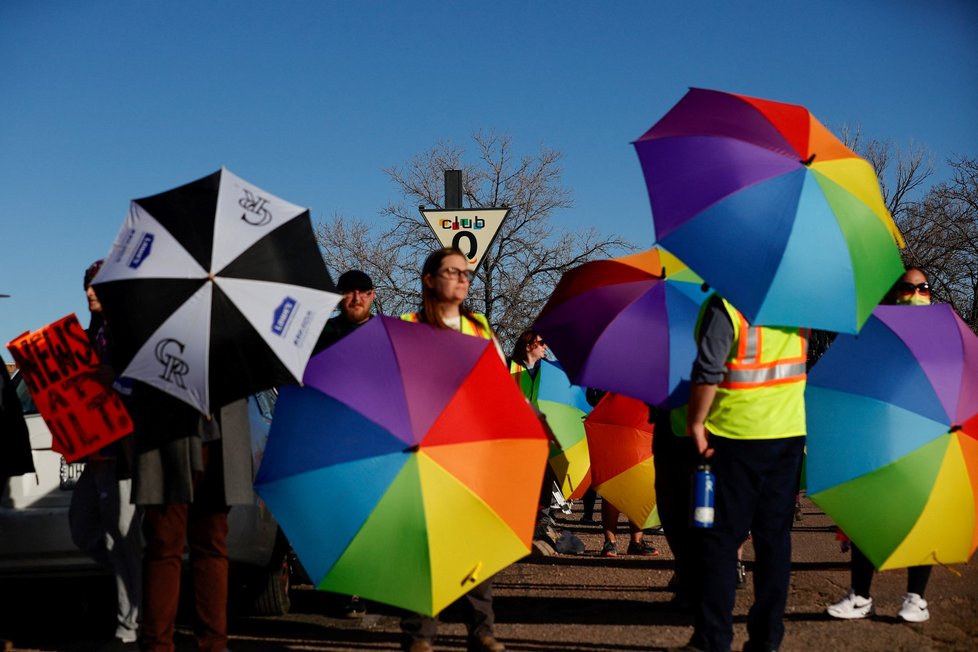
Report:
129,384,255,506
0,357,34,480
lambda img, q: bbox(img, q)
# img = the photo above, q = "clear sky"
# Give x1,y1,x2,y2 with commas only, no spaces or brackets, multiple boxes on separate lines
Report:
2,1,976,348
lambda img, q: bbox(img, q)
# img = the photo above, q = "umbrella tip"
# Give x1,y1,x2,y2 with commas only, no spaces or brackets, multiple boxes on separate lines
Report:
404,444,420,454
950,424,962,432
801,153,816,166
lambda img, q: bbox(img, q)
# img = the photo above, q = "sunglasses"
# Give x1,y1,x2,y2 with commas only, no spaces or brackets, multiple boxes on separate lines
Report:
896,282,931,295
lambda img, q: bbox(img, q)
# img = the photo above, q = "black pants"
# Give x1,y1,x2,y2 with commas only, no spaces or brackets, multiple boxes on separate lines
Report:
851,545,931,598
400,578,494,649
652,418,700,601
690,436,805,652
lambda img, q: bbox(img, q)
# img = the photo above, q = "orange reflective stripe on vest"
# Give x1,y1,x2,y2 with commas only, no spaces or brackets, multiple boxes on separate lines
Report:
721,311,809,389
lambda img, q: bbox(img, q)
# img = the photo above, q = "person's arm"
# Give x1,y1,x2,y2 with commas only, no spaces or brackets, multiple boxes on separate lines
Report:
686,382,718,457
686,296,734,457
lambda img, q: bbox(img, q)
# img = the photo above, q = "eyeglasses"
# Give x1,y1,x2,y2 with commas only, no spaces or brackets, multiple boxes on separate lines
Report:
530,339,546,348
896,282,931,295
438,267,474,282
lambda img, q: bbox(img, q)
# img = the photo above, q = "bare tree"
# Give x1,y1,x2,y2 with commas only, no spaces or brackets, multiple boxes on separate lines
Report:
838,124,935,223
314,213,409,318
832,128,978,335
316,132,634,347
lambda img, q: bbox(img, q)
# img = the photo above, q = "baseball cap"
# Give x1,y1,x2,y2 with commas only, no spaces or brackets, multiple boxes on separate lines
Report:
337,270,374,293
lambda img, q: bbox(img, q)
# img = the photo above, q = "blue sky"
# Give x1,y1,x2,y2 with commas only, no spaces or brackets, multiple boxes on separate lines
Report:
2,1,976,349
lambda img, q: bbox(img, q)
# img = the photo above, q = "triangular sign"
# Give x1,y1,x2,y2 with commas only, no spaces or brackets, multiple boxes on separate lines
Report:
419,208,510,272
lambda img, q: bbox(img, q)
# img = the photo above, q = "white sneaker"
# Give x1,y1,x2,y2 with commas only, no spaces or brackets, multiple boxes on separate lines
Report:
827,589,874,619
898,592,930,622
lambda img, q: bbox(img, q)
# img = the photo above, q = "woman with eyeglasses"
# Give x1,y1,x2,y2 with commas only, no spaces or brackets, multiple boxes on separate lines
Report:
827,266,934,623
401,247,503,357
399,247,506,652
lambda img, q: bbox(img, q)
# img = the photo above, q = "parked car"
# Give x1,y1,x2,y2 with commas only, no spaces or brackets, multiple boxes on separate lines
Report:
0,373,294,616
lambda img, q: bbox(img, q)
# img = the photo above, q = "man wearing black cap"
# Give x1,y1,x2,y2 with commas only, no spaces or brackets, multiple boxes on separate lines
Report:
315,269,376,351
313,270,376,618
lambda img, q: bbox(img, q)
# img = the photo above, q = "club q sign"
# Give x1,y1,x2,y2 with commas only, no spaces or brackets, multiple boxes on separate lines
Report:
419,207,510,272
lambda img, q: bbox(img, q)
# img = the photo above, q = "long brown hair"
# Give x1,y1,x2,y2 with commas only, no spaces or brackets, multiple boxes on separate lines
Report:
415,247,475,330
509,329,541,367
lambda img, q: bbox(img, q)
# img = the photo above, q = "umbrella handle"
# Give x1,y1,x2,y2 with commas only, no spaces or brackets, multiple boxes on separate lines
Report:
461,561,483,587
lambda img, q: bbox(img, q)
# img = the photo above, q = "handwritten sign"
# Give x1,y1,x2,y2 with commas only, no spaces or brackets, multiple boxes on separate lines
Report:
6,314,132,462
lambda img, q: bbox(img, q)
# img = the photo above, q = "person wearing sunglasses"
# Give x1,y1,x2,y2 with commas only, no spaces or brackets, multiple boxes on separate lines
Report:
889,268,932,306
827,266,934,623
399,247,505,652
508,330,588,557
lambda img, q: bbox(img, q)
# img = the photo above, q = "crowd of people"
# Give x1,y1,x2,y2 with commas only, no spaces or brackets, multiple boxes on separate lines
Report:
0,249,947,652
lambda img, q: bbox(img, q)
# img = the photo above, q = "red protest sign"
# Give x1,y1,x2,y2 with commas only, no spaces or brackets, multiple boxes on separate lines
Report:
6,314,132,462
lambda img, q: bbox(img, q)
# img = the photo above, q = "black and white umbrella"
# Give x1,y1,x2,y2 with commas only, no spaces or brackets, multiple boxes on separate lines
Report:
92,168,340,414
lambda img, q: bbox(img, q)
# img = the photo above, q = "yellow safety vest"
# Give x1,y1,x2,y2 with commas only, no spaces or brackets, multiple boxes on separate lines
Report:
400,311,493,341
703,298,808,440
509,360,541,402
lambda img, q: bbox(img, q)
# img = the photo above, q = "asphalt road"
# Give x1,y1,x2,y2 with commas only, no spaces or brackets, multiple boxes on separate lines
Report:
2,497,975,651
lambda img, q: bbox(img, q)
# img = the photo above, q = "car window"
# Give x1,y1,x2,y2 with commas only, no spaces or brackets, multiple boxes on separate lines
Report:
11,372,38,415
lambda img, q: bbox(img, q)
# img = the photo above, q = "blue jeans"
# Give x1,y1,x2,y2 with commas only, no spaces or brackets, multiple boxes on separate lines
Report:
690,436,804,652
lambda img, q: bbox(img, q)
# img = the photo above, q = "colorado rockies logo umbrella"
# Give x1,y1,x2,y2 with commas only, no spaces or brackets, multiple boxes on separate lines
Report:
92,168,340,414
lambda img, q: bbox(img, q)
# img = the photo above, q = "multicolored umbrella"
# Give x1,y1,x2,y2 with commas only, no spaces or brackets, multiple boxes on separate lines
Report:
806,304,978,569
255,316,549,616
584,392,658,529
92,168,339,414
528,359,592,499
534,247,709,409
634,88,905,334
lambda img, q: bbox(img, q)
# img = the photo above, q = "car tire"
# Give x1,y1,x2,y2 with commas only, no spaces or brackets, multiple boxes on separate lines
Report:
249,530,292,616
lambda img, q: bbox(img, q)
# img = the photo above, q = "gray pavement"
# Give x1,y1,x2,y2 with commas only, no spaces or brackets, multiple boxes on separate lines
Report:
3,497,975,651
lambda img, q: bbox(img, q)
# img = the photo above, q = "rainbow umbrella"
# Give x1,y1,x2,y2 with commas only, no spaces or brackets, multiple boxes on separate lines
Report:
526,359,592,499
634,88,904,334
534,247,709,409
585,392,658,529
806,304,978,569
255,316,549,615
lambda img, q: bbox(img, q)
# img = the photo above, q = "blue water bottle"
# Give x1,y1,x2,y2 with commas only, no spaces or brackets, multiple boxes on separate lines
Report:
692,462,715,529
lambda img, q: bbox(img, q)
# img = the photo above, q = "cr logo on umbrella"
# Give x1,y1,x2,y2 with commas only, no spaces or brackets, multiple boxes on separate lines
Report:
154,338,189,387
